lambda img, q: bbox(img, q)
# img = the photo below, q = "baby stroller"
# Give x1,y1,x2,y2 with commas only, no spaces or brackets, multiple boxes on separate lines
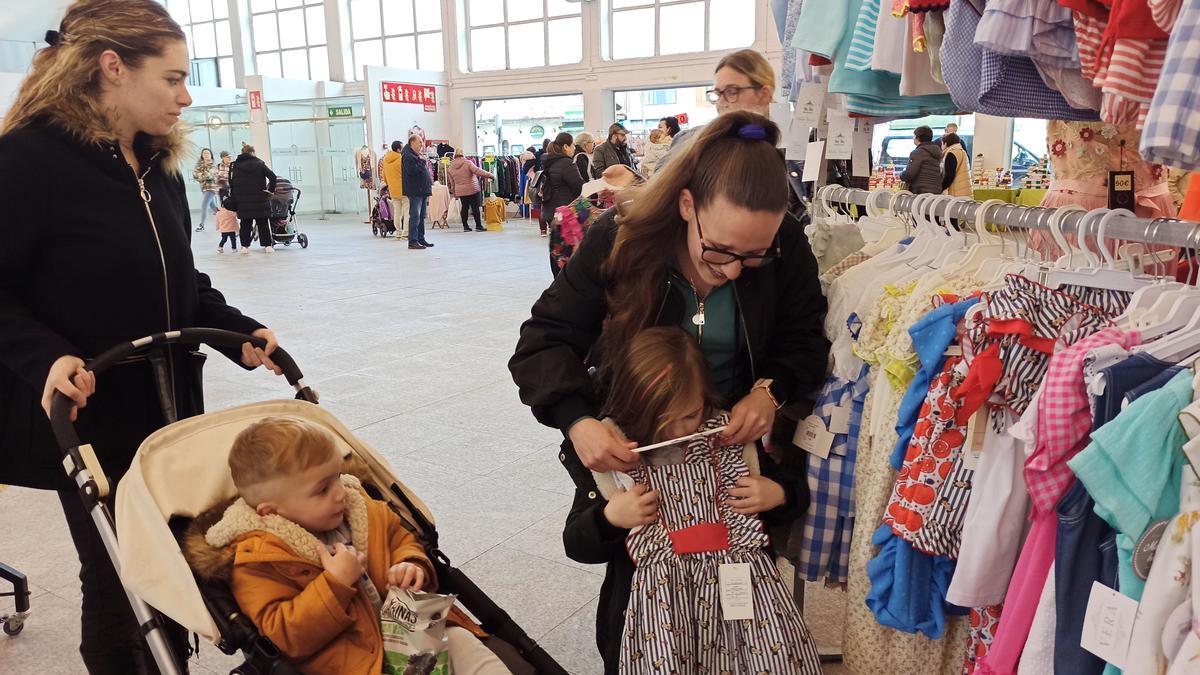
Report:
266,178,308,249
372,184,395,237
47,329,566,675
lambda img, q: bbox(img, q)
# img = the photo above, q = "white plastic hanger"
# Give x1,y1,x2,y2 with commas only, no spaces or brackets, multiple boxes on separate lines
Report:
1115,217,1187,328
927,196,974,269
945,198,1008,281
1051,209,1154,293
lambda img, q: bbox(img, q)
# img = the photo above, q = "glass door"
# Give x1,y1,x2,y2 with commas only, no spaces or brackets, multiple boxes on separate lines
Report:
268,119,322,216
325,118,368,216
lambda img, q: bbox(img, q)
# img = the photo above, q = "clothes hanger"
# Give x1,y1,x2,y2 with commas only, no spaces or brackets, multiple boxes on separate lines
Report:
1043,204,1089,270
1053,208,1155,293
945,198,1008,281
1044,207,1133,289
1112,217,1188,328
901,193,952,271
927,196,974,269
982,206,1045,290
1131,224,1200,345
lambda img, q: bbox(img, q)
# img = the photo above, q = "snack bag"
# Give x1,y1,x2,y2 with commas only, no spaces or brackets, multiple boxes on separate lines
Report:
380,588,456,675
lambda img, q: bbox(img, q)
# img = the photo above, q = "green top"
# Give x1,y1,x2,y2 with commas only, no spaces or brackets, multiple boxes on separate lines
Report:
675,271,740,401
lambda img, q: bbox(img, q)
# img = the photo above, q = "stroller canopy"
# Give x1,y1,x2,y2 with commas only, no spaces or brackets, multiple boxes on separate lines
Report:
114,400,433,643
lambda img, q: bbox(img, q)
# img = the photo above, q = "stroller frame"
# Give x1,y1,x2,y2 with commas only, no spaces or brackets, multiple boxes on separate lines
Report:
49,328,566,675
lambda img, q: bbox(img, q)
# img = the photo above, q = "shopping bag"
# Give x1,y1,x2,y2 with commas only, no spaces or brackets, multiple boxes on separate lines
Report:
380,588,456,675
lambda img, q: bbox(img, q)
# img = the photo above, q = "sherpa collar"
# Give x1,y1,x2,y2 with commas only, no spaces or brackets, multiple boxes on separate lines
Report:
205,474,370,564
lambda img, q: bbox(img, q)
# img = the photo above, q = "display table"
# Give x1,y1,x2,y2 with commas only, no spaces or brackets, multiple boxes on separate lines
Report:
972,188,1020,203
1017,188,1048,207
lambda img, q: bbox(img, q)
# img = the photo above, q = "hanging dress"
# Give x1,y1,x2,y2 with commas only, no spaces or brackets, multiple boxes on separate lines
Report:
619,416,822,674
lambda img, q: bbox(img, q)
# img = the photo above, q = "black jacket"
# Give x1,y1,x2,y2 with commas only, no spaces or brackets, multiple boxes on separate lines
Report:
228,153,277,218
0,120,264,489
540,152,585,213
402,146,432,197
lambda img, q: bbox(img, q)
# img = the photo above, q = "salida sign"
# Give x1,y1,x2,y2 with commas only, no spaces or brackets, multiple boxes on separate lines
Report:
382,82,437,112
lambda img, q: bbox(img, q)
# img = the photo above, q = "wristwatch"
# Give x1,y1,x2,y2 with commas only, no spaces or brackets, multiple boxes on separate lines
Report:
753,378,783,410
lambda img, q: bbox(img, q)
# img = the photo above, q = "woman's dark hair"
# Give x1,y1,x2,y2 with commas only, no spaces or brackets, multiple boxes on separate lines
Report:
914,126,934,143
602,327,718,445
542,138,551,151
660,116,681,137
196,147,213,166
549,132,574,154
599,110,787,368
391,140,403,151
943,132,962,147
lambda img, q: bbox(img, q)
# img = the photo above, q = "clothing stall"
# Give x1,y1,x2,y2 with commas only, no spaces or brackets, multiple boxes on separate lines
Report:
793,183,1200,675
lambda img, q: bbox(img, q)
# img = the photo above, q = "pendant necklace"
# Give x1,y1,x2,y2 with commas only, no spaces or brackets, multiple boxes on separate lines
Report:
688,277,709,343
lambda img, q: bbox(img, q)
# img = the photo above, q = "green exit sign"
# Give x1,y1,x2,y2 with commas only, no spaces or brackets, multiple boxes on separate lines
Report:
328,106,354,118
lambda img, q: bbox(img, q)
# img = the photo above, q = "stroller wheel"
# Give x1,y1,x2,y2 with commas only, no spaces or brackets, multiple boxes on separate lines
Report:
372,224,378,236
298,233,309,249
3,615,25,636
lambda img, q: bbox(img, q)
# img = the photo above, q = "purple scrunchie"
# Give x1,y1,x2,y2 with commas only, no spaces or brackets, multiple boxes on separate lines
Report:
737,124,768,141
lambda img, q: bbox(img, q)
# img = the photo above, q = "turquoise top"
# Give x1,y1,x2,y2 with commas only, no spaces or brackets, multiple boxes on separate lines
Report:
1068,369,1192,603
675,272,740,401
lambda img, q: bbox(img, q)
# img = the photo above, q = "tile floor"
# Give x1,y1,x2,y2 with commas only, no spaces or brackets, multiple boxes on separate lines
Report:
0,212,849,674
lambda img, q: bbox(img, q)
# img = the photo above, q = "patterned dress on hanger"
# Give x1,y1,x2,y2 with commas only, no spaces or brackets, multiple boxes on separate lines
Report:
619,415,822,674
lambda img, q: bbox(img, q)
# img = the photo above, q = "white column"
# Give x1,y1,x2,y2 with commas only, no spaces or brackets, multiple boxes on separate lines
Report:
583,88,614,138
325,0,353,82
227,0,255,89
972,114,1015,174
245,74,273,167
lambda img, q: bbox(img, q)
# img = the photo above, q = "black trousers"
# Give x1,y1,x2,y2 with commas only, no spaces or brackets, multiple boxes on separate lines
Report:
239,217,273,248
58,488,190,674
459,192,482,230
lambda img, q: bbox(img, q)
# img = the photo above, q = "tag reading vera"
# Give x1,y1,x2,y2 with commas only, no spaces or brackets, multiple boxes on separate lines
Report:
1080,581,1138,669
1108,171,1135,210
718,562,754,621
793,415,834,459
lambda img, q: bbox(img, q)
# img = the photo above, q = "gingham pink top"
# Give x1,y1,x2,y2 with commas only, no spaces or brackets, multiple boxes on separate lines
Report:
1024,327,1140,517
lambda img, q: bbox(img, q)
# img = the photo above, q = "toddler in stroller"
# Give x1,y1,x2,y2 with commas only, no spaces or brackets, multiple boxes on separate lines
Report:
184,416,508,675
372,184,396,237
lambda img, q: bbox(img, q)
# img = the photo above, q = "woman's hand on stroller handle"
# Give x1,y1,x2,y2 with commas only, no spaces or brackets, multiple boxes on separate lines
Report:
241,328,284,375
42,355,95,421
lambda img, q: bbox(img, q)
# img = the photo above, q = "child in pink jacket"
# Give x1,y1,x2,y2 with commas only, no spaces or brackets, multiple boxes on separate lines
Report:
216,205,239,253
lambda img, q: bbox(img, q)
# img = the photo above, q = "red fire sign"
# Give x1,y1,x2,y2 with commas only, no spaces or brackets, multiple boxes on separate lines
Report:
248,90,263,110
382,82,438,112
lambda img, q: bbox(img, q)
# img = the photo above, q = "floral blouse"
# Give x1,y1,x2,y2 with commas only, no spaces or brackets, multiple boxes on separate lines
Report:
1047,120,1168,196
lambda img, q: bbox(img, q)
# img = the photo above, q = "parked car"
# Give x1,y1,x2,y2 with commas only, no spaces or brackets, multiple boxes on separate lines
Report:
878,133,1041,185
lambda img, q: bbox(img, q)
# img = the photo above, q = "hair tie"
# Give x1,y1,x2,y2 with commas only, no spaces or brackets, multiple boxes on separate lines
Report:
638,366,672,402
737,124,767,141
44,30,61,47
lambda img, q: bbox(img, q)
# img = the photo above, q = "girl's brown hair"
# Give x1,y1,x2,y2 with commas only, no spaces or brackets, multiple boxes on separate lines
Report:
598,110,787,367
602,327,718,445
1,0,186,138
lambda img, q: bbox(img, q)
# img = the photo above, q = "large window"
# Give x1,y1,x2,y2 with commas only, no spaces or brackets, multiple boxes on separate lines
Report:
605,0,754,61
250,0,329,81
463,0,583,73
166,0,236,87
349,0,443,76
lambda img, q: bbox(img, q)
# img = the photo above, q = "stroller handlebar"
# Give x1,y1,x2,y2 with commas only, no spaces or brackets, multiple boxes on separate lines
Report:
49,328,316,455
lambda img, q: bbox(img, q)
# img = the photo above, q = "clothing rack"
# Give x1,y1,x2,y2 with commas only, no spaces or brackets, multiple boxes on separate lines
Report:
821,186,1200,248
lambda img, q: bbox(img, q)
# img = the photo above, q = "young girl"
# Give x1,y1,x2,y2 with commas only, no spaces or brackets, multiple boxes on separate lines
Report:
563,327,822,674
216,201,238,253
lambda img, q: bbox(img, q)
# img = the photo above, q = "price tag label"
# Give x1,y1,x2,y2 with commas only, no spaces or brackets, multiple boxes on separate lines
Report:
802,141,825,182
792,81,828,127
828,405,852,436
1080,581,1138,669
718,563,755,621
826,113,854,160
961,407,988,470
793,414,834,459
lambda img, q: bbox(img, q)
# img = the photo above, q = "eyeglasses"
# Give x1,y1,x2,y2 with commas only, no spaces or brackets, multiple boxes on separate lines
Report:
695,211,779,268
705,85,764,104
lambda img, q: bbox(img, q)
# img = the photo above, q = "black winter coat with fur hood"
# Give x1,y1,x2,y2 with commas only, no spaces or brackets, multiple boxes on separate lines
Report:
0,118,265,490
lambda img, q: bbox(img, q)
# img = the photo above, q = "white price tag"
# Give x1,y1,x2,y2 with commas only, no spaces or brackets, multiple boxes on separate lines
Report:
961,408,988,471
826,113,854,160
852,119,873,177
828,405,852,436
769,102,792,142
1080,581,1139,669
718,563,755,621
786,120,810,160
794,414,834,459
792,81,827,127
802,141,825,182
